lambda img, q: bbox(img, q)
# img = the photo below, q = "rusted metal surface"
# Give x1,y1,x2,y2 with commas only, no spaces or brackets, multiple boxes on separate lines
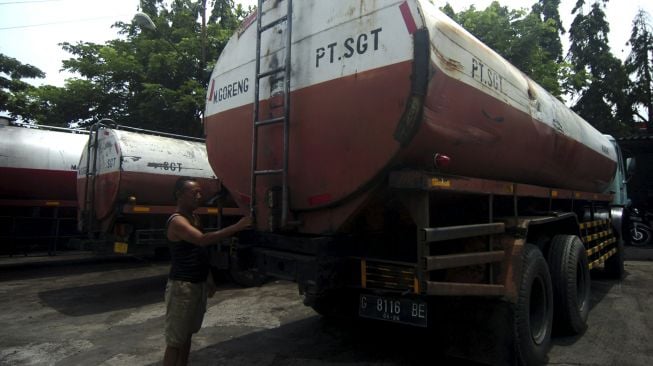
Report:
425,282,505,296
493,236,522,303
424,250,505,271
389,171,614,203
121,204,242,216
421,223,505,243
0,199,77,208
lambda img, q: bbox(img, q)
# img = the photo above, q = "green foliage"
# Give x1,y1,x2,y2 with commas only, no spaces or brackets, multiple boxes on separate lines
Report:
532,0,565,62
442,1,565,98
625,9,653,131
0,54,45,119
10,0,247,134
568,0,633,136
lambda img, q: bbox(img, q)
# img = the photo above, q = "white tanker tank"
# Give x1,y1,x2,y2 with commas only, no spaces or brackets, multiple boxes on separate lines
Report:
77,124,222,239
0,123,87,204
204,0,617,234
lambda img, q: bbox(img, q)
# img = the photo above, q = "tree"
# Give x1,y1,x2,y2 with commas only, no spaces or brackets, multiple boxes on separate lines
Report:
567,0,632,136
442,1,564,97
19,0,248,133
532,0,565,62
625,9,653,132
0,54,45,120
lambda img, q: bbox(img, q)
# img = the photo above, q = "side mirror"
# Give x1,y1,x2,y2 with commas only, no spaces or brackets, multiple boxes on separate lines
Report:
627,157,636,176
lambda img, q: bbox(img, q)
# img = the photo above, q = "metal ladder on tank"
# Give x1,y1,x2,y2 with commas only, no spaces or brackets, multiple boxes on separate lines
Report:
82,123,101,238
250,0,293,229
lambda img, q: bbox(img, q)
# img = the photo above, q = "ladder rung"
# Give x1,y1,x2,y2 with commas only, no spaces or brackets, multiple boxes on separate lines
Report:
256,116,285,127
254,169,283,176
258,67,286,79
260,15,288,33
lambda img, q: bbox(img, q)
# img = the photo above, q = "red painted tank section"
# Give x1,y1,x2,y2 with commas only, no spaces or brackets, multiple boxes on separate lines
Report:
205,61,413,230
206,22,616,234
118,171,219,207
0,167,77,201
77,172,221,224
399,65,617,192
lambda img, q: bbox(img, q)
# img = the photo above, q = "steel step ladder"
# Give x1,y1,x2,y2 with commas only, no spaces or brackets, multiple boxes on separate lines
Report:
83,123,101,237
250,0,293,229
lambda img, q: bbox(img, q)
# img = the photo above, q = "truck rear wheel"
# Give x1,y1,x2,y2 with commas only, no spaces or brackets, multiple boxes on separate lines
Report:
514,244,553,366
547,235,590,335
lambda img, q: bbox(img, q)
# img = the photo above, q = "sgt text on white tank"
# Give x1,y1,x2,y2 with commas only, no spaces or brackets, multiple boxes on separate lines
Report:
315,28,383,68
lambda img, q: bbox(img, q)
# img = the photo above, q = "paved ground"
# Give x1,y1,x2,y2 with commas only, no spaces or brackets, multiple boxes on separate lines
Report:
0,247,652,366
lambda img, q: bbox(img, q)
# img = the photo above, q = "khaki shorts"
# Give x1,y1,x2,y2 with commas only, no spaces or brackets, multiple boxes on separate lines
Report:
165,279,207,347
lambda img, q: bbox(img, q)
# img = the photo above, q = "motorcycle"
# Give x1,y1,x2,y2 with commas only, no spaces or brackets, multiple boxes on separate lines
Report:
629,208,653,247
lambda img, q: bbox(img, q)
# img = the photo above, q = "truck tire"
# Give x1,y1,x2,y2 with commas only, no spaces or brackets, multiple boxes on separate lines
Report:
604,230,625,279
514,244,553,366
547,235,590,335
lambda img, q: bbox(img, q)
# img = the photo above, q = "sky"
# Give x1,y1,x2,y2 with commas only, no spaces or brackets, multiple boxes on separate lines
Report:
0,0,651,88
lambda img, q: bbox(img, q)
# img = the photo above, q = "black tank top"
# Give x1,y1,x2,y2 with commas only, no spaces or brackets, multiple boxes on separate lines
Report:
166,213,209,283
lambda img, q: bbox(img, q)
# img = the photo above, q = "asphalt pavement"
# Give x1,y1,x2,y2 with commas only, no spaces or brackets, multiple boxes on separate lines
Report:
0,247,652,365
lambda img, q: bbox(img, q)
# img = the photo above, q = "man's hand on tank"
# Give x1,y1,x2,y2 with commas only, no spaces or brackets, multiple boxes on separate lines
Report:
235,216,253,230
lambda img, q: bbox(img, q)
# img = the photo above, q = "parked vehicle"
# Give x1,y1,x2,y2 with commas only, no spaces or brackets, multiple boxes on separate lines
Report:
0,122,88,254
629,208,652,247
76,122,242,256
212,1,629,364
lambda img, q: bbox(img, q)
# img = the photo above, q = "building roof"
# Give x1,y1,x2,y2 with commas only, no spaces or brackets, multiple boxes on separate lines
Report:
616,135,653,156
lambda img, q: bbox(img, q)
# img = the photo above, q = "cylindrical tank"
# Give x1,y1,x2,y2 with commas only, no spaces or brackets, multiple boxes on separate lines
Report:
0,124,88,202
77,127,219,224
204,0,617,234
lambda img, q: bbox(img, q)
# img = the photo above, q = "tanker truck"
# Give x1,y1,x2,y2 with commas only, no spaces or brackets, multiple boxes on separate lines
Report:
203,1,631,364
0,122,88,254
76,122,241,256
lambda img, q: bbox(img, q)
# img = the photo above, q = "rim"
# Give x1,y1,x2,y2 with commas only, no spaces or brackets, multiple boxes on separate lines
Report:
530,276,549,345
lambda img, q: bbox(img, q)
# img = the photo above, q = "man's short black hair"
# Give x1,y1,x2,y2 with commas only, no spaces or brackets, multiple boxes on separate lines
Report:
173,176,197,200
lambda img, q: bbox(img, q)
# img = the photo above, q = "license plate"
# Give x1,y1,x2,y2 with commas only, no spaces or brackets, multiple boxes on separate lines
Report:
359,294,427,327
114,242,129,254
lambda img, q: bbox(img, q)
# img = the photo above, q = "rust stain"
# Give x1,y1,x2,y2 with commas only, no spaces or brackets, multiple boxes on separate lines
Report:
431,44,463,73
526,80,538,100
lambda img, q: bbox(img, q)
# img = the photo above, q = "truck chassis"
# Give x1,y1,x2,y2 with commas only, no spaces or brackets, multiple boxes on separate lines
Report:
232,170,624,365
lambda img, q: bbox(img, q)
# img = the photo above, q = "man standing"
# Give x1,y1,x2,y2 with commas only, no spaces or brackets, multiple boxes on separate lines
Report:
164,177,252,366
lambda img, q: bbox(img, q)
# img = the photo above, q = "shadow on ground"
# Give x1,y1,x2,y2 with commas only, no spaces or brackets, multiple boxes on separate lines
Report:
187,316,483,366
38,274,168,316
0,255,168,282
